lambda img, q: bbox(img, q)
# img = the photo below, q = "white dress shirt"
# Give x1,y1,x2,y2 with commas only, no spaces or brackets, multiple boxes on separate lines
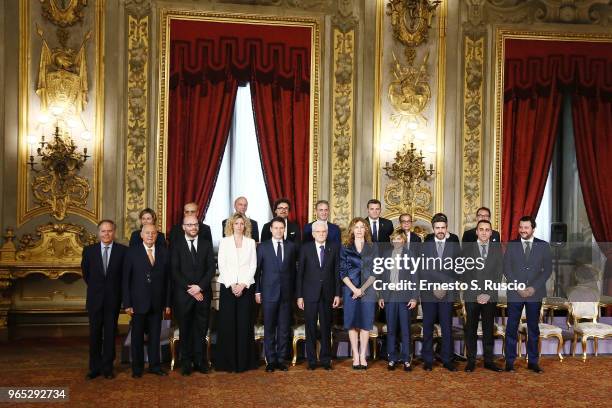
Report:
217,235,257,288
185,234,198,251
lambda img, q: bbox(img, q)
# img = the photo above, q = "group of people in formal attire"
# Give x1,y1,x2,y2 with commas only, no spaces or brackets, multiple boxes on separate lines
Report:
81,196,552,379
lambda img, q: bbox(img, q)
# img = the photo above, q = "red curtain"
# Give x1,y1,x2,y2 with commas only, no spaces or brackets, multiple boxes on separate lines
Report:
167,19,312,230
501,39,612,241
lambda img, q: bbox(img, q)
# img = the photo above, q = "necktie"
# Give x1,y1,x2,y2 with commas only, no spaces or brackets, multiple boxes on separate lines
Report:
373,221,378,242
319,245,325,268
481,244,487,259
524,242,531,260
147,247,155,266
276,241,283,262
437,242,444,258
189,239,196,263
103,246,109,275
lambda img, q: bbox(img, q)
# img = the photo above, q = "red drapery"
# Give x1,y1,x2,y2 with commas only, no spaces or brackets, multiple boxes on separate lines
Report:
501,39,612,242
167,20,311,230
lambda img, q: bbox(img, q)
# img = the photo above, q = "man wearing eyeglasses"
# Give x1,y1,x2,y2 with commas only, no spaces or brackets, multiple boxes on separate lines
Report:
261,198,301,243
171,215,215,375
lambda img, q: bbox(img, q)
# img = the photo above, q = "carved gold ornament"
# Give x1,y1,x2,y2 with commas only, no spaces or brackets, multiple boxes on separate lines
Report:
388,51,431,124
40,0,88,27
36,25,91,116
13,223,95,265
383,143,434,218
387,0,441,64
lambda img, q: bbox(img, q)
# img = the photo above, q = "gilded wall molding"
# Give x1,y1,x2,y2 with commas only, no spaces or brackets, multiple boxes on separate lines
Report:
17,0,104,227
330,21,355,228
461,28,486,231
124,1,151,238
485,0,611,25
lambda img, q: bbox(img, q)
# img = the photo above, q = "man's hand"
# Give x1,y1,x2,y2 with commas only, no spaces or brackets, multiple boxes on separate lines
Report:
378,298,385,309
187,285,201,296
407,299,417,309
518,289,529,298
125,307,134,316
255,293,262,304
477,294,490,305
297,298,304,310
526,286,535,297
332,296,341,308
194,293,204,302
433,289,446,299
352,287,363,299
164,307,172,319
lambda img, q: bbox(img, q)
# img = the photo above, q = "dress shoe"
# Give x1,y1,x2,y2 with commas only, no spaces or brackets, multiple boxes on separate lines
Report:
265,363,275,372
181,367,192,376
527,363,543,373
85,371,100,380
193,365,209,374
276,362,288,371
352,364,360,370
423,362,432,371
307,362,317,370
148,369,168,376
443,362,457,372
387,361,396,371
504,363,515,372
322,363,332,370
103,372,115,379
132,372,143,378
484,362,503,372
464,362,476,372
360,364,368,370
403,362,412,372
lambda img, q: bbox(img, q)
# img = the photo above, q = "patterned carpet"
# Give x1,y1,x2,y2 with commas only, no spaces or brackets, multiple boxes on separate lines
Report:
0,337,610,407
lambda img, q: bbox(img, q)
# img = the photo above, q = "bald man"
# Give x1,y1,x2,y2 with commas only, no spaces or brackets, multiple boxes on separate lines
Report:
168,202,212,247
222,196,260,242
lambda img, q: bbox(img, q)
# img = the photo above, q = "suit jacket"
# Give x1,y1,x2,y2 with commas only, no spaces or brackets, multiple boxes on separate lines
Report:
461,242,502,302
424,232,460,243
376,245,419,302
81,242,128,313
302,221,341,245
461,228,501,244
222,218,259,242
129,230,166,248
296,241,341,302
419,236,462,301
261,219,301,243
403,231,422,255
364,217,394,243
171,236,215,314
122,243,171,314
503,238,552,302
255,239,297,303
168,222,212,248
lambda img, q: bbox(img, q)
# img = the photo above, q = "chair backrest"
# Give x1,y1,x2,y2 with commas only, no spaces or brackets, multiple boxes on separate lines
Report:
567,285,600,322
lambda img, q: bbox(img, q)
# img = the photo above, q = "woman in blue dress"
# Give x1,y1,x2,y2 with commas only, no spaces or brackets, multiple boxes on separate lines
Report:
340,217,377,369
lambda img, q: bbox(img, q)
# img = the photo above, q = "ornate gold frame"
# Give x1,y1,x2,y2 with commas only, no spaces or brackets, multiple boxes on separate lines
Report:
492,28,612,229
17,0,104,226
156,8,321,230
374,0,446,221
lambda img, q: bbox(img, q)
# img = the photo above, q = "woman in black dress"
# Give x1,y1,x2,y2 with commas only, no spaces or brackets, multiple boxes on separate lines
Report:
214,213,258,372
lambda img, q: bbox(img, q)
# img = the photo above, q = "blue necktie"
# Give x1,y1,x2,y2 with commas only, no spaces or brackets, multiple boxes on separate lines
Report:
319,245,325,268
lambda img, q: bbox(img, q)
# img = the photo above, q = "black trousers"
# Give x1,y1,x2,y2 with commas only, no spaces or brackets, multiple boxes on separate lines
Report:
304,298,333,364
177,297,211,368
464,301,496,363
131,309,162,373
88,307,119,374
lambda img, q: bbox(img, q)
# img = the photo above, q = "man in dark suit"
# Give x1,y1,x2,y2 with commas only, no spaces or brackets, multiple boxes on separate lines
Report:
504,216,552,374
303,200,341,245
123,224,172,378
255,217,297,372
171,215,215,376
81,220,127,380
420,213,461,372
261,198,301,243
461,219,503,372
364,199,394,242
461,207,501,244
168,202,212,247
222,196,260,242
296,220,341,370
399,212,423,250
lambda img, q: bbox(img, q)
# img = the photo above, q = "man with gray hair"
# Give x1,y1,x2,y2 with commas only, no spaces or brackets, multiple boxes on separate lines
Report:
296,220,341,370
222,196,260,242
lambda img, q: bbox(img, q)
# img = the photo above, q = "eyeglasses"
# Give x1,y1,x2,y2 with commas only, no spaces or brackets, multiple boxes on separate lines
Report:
277,206,289,211
183,223,199,227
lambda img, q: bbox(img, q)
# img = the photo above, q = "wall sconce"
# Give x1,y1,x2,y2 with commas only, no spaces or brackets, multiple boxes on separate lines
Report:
27,106,92,221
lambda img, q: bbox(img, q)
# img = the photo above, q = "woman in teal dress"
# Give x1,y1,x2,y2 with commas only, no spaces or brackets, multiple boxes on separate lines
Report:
340,217,377,369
